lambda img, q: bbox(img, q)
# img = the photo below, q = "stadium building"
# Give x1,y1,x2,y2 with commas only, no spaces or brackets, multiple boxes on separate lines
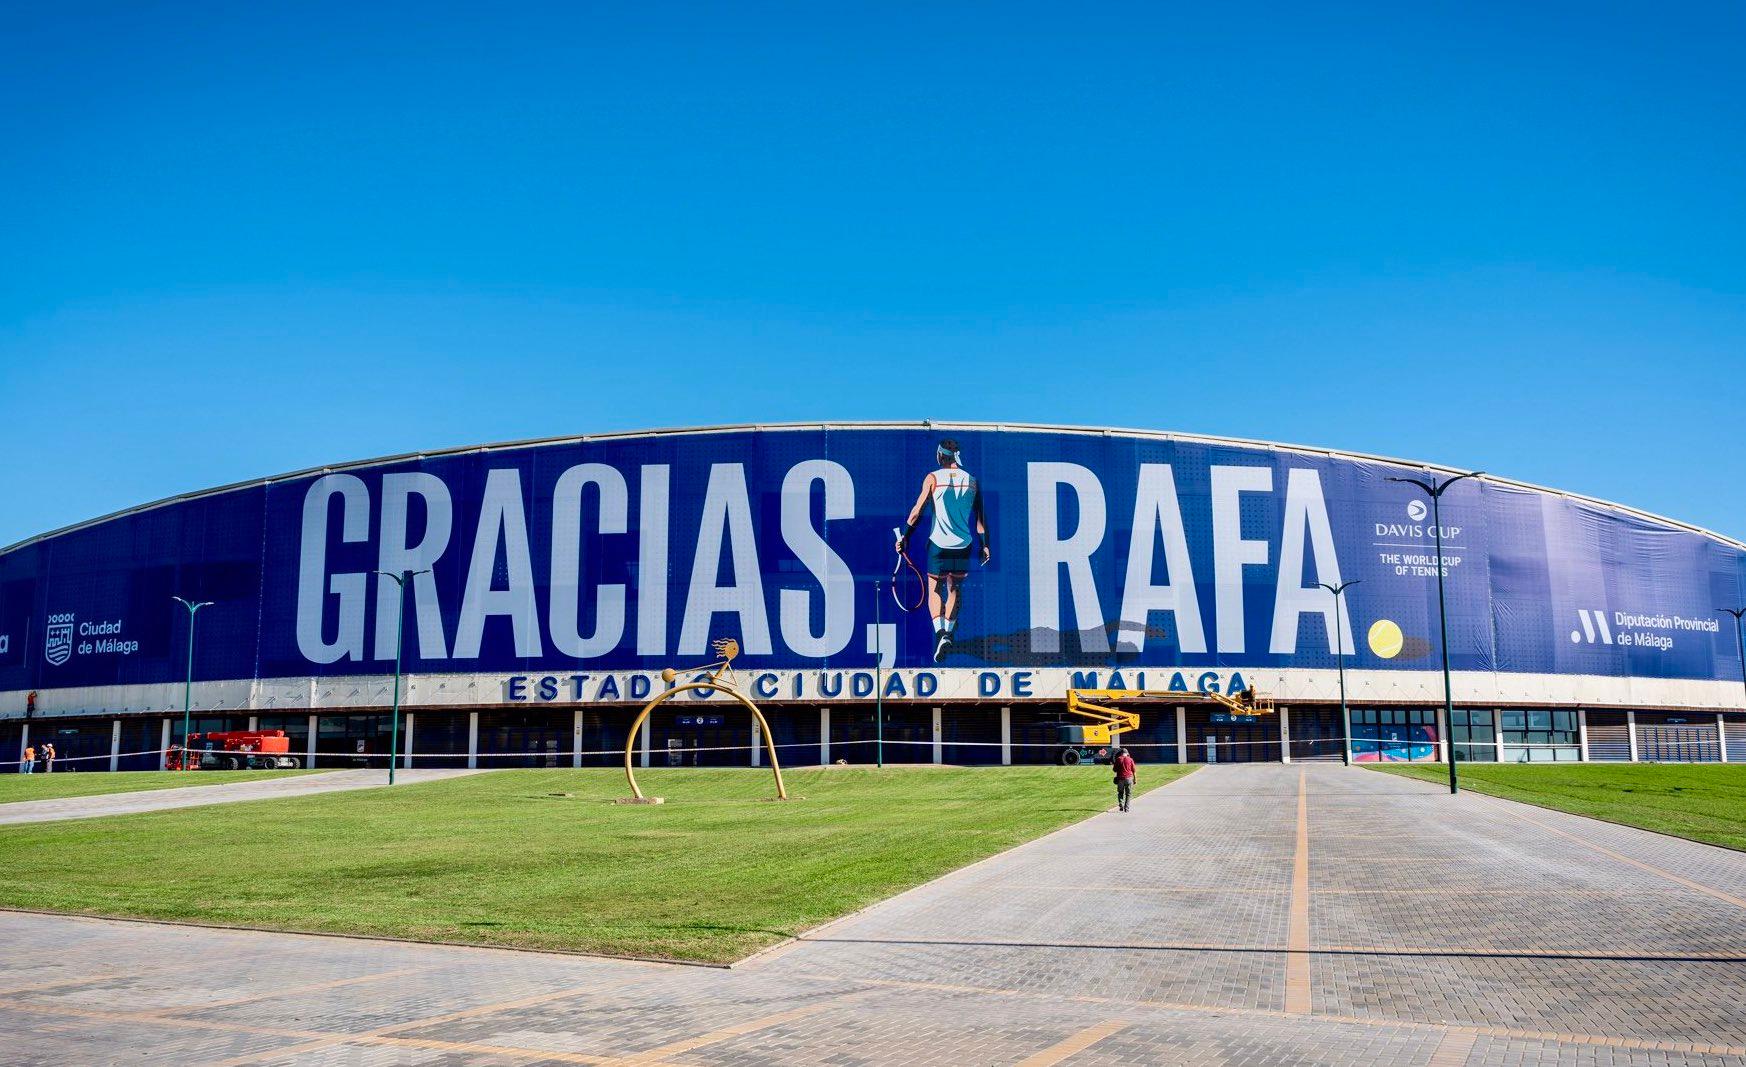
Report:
4,422,1745,772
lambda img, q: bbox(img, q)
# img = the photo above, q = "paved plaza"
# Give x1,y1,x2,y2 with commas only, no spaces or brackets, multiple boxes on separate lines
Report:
3,763,1745,1065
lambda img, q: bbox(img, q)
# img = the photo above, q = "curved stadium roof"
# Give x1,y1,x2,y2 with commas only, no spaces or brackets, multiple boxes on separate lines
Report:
6,421,1741,553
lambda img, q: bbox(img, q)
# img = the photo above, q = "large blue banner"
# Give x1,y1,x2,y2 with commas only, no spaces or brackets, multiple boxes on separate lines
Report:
3,426,1743,695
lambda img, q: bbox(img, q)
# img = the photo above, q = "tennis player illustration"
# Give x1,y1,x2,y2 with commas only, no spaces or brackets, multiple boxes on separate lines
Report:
896,438,991,662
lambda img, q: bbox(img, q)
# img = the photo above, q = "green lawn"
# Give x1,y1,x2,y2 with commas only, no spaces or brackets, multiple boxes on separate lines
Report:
0,769,323,804
1368,762,1746,851
0,765,1191,963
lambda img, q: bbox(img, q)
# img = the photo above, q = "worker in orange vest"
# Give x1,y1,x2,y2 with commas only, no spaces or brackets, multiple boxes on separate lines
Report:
20,744,35,774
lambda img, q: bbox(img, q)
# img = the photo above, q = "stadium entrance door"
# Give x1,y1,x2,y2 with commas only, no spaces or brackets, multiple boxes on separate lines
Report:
1288,705,1346,761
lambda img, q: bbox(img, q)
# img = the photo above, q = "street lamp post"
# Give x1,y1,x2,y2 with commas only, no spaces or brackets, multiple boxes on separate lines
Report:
1386,470,1483,795
874,579,885,769
1317,579,1361,766
1718,607,1746,713
171,597,214,770
372,569,429,785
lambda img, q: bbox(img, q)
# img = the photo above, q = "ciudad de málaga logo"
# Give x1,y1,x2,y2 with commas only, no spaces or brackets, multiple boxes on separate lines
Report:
42,613,138,667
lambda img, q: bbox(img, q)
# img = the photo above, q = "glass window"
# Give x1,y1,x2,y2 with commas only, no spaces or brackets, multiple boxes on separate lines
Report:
1448,709,1496,762
256,715,309,747
1500,707,1579,762
316,714,392,766
117,718,163,771
479,710,570,769
411,713,472,769
1350,708,1439,763
39,720,116,768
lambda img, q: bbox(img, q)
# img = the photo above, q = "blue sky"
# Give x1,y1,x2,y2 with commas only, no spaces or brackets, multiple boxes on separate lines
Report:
2,1,1743,547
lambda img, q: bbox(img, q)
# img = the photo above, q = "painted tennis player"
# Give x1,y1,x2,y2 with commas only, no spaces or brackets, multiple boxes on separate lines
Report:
897,438,991,662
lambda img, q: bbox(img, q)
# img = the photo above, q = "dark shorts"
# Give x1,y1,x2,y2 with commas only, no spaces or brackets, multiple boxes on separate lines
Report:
928,542,972,576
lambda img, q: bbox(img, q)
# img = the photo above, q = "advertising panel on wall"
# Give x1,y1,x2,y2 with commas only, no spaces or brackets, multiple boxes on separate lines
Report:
2,423,1743,715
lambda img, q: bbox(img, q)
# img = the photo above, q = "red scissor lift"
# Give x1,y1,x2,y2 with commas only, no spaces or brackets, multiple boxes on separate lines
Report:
167,730,303,771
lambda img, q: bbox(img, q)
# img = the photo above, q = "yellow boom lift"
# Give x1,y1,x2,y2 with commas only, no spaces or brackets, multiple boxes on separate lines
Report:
1056,685,1275,765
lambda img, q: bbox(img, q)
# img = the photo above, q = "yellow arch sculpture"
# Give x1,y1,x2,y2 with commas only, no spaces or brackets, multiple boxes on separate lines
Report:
621,638,789,802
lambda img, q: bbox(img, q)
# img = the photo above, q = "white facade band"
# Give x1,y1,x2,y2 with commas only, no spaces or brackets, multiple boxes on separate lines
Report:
10,667,1744,722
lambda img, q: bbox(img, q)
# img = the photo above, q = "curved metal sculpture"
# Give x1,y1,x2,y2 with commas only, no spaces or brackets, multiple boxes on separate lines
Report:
622,638,789,802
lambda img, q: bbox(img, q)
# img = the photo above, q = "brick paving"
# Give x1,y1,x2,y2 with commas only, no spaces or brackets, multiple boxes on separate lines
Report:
4,762,1746,1064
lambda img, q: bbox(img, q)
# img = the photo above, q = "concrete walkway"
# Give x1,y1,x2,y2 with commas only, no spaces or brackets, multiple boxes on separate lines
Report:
3,763,1745,1064
0,768,479,824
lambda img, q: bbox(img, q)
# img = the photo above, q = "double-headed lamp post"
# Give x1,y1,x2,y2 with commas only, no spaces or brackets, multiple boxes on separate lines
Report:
874,578,885,769
171,597,214,770
1317,579,1361,766
373,569,429,785
1386,470,1483,795
1718,608,1746,715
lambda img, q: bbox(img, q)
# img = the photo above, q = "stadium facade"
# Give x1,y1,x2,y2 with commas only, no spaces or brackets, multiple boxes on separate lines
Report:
4,422,1745,772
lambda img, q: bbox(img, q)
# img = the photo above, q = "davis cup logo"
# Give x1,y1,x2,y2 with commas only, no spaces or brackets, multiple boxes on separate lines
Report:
44,615,74,666
1405,499,1428,522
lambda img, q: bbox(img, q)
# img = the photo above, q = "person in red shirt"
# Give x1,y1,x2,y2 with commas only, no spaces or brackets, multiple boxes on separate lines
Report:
1112,747,1137,813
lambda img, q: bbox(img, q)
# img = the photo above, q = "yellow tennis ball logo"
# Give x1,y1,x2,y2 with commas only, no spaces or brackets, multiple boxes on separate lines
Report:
1368,619,1404,659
